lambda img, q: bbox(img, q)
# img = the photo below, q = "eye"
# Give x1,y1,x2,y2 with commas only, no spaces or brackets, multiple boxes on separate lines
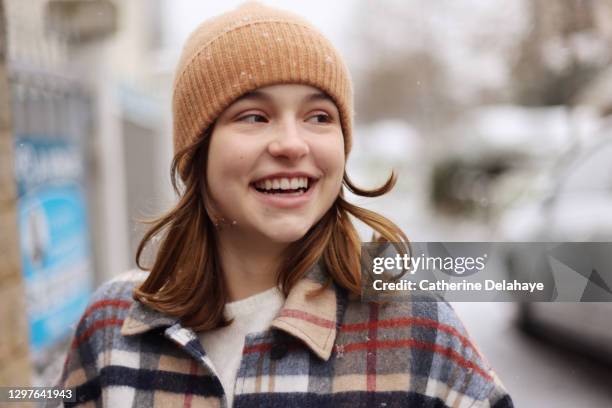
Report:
238,114,268,123
306,112,333,124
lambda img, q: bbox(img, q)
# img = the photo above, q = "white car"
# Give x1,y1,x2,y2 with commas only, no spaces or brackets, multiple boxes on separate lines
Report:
502,133,612,363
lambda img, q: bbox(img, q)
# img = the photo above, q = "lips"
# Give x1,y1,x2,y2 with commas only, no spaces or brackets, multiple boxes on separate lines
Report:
251,171,317,183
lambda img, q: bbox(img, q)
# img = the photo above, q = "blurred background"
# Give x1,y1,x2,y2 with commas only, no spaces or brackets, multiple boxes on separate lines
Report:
1,0,611,406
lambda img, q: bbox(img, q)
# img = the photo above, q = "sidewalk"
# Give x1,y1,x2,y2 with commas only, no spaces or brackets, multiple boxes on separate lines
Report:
453,302,612,407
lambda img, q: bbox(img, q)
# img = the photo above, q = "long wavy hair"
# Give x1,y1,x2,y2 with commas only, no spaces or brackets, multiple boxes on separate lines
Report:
133,126,409,331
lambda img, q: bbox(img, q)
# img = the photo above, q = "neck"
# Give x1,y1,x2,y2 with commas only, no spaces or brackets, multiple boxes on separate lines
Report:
216,229,287,302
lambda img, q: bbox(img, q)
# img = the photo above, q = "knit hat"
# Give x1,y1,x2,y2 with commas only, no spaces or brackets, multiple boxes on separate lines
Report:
172,1,353,179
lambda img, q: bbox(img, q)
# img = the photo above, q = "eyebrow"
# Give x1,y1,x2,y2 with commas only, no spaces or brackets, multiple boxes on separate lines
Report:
234,90,334,105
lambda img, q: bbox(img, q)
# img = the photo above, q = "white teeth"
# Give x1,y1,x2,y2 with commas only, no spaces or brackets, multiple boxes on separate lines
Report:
254,176,311,191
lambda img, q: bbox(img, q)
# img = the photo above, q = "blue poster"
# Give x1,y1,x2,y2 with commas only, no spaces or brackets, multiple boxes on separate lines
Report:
14,136,93,355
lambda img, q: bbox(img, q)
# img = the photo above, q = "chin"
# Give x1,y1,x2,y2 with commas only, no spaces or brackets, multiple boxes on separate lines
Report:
262,222,312,244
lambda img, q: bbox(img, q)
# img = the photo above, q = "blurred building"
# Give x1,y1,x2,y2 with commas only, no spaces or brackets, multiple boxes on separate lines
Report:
0,0,170,385
0,0,32,390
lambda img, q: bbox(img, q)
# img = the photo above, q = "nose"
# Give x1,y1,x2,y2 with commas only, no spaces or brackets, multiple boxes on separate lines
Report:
267,118,309,160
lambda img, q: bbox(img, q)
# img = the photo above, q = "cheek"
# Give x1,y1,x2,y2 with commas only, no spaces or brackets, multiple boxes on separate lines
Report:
206,137,248,208
207,134,250,181
315,136,345,182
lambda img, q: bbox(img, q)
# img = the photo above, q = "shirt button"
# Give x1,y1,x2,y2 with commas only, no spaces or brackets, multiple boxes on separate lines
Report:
270,343,288,360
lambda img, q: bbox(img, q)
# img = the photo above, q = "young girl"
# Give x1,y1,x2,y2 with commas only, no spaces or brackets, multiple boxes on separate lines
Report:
59,3,513,407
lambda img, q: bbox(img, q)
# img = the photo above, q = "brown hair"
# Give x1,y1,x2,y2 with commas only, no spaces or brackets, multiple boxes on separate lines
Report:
133,128,409,331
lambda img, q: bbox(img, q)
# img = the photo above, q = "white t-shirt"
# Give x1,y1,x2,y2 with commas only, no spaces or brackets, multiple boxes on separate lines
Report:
198,286,285,407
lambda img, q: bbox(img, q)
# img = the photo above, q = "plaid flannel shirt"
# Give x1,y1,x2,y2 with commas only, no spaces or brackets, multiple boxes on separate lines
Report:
58,267,513,407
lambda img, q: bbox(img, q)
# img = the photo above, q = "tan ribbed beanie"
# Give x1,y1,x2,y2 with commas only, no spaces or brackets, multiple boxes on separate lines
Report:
172,1,353,179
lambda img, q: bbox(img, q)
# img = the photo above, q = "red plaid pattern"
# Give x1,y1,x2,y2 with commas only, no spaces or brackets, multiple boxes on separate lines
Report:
57,268,513,407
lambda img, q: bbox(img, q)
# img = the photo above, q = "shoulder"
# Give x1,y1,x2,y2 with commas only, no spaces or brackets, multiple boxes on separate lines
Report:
71,269,148,349
339,294,511,406
89,269,149,304
60,270,150,391
341,292,470,341
80,268,148,326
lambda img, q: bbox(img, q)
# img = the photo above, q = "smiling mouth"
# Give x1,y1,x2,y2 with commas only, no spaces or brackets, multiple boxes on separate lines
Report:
251,176,315,196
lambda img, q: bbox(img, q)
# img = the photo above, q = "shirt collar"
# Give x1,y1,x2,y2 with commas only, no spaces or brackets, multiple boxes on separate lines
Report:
121,262,340,361
271,262,339,360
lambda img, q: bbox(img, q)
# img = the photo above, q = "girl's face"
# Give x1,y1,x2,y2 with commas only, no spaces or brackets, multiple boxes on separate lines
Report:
206,84,345,245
